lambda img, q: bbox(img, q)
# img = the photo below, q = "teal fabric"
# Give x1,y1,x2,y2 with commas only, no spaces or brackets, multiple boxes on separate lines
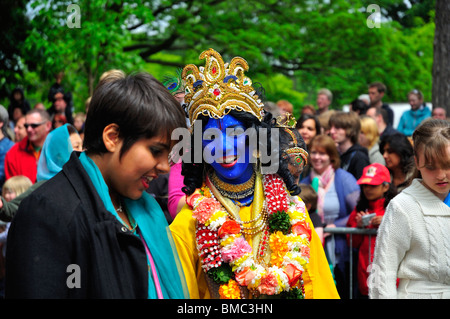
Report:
78,152,188,299
397,106,431,137
37,124,73,182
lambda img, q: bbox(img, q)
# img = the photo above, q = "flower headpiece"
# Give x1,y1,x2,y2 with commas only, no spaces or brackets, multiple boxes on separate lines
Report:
182,48,264,124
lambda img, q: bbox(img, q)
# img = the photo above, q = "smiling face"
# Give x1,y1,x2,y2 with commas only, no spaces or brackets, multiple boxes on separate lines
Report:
298,118,317,146
25,112,52,147
202,115,253,183
101,126,171,201
310,145,332,175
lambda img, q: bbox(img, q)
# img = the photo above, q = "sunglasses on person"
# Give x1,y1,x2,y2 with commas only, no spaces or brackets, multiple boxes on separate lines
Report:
24,121,47,129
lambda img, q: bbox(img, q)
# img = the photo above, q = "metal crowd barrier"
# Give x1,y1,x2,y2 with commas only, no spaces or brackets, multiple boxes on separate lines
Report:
323,227,378,299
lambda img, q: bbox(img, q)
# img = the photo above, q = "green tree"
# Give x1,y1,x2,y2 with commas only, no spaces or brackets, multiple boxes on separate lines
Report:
125,0,434,112
2,0,435,115
0,0,31,102
19,0,152,110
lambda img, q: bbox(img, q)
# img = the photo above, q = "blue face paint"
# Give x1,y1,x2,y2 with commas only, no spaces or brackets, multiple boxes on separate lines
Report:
202,114,253,184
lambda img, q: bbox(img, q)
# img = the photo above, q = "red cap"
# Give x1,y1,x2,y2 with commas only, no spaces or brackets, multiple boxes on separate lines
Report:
357,163,391,185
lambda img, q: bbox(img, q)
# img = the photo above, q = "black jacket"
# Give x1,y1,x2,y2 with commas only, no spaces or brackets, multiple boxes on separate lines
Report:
340,143,370,180
6,152,148,298
382,103,394,127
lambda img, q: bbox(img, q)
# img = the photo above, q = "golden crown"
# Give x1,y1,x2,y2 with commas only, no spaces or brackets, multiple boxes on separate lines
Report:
182,48,264,124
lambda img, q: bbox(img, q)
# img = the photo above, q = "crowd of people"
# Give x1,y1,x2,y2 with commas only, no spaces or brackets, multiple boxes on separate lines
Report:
275,82,449,298
0,49,449,300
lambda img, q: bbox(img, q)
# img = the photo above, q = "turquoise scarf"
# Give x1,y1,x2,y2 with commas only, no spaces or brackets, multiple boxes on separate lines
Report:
79,152,188,299
37,124,73,182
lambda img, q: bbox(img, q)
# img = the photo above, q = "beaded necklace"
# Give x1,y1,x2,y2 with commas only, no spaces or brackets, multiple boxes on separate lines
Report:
189,172,312,299
209,170,256,200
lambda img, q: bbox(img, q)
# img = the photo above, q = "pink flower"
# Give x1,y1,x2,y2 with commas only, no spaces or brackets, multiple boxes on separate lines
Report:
283,263,302,286
192,198,221,223
291,221,312,241
235,267,257,286
258,272,278,295
221,237,252,263
301,246,310,259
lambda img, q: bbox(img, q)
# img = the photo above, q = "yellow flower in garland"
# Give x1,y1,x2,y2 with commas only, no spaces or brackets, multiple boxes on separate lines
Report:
205,210,227,227
220,234,240,247
287,209,305,222
201,186,212,198
269,231,290,267
230,252,252,272
219,279,241,299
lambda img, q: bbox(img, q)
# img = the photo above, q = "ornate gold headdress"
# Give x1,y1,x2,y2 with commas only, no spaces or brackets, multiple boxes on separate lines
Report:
182,48,264,124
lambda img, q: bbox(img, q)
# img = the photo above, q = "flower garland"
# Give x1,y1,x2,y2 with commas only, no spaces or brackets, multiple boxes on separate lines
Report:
188,173,312,299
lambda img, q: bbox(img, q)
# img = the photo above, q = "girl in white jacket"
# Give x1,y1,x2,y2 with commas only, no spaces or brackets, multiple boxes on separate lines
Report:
369,119,450,299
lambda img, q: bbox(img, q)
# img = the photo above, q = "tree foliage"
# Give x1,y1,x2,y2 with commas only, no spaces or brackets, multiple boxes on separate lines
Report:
0,0,435,115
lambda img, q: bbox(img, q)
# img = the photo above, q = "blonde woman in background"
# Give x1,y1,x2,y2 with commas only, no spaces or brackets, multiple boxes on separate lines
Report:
359,115,385,165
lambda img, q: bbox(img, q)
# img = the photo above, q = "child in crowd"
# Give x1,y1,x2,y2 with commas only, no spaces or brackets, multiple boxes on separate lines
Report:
370,119,450,299
347,163,397,298
299,183,324,243
0,176,33,298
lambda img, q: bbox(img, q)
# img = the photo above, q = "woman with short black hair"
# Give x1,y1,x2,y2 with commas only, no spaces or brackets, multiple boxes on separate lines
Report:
6,72,189,299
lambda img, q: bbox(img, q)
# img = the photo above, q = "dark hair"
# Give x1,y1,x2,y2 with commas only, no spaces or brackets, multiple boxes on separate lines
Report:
350,99,368,115
299,183,318,212
379,133,414,175
375,107,389,125
9,87,31,119
369,81,386,93
66,124,78,135
295,113,321,139
355,182,398,212
329,111,361,144
83,72,187,158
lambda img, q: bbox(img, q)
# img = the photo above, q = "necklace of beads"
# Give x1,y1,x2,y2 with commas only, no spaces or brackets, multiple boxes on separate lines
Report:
209,170,255,200
190,173,312,299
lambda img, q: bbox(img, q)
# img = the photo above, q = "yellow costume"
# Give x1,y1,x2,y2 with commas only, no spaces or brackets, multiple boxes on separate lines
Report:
170,172,339,299
170,48,339,299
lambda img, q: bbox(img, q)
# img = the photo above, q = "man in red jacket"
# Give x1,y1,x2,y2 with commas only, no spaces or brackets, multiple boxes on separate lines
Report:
4,109,52,183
